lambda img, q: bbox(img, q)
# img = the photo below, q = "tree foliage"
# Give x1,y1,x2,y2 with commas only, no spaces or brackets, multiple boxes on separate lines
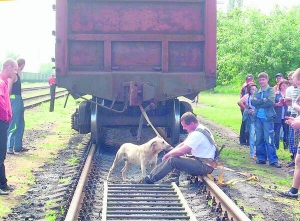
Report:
5,52,20,60
39,62,54,75
217,6,300,86
0,52,20,70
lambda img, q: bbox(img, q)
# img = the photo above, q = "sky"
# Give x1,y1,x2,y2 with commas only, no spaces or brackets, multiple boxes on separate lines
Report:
0,0,55,72
0,0,300,72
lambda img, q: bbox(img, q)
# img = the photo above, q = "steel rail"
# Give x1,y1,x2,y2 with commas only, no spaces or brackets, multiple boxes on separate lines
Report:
23,90,67,102
22,86,49,92
64,144,96,221
24,91,68,109
102,182,198,221
203,176,251,221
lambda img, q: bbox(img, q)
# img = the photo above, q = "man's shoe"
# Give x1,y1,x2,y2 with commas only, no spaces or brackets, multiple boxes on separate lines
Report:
256,160,266,164
0,189,8,195
270,162,281,168
278,190,298,199
6,150,14,154
15,148,29,152
0,184,15,191
287,161,295,167
131,176,153,184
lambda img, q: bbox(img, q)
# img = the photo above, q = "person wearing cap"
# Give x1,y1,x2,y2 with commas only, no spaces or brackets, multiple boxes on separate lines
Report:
239,74,254,145
240,74,254,98
273,73,284,93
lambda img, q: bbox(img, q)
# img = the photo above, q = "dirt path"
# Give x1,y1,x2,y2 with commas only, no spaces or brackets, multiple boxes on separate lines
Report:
193,105,298,220
1,100,299,220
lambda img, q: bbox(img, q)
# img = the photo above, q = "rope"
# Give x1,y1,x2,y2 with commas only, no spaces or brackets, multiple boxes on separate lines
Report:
139,104,161,138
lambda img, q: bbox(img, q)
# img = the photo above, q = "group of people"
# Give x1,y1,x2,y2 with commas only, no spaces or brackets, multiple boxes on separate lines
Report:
0,58,28,195
2,58,300,200
0,58,216,194
0,58,56,196
238,72,286,168
238,68,300,198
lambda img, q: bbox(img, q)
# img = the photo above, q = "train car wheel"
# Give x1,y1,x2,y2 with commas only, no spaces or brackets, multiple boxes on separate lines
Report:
167,99,180,145
91,97,106,147
91,99,99,145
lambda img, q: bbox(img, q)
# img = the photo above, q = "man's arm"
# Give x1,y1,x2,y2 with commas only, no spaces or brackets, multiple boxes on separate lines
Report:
162,144,191,161
251,88,275,108
237,95,247,110
8,75,16,95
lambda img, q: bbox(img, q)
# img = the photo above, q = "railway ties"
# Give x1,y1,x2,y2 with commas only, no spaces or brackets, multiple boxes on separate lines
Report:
102,182,197,221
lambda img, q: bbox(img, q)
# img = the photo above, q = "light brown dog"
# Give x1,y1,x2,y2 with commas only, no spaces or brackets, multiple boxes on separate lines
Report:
107,136,172,181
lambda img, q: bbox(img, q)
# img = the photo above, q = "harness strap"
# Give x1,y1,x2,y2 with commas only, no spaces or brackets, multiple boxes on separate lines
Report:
195,127,216,146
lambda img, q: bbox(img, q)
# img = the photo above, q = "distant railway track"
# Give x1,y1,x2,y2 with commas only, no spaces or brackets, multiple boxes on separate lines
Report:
24,90,68,109
60,140,251,221
22,86,50,92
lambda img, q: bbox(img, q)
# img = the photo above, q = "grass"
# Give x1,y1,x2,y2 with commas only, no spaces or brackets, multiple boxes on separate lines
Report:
0,94,79,218
66,154,79,165
194,92,241,132
194,90,297,218
45,201,57,221
59,177,71,184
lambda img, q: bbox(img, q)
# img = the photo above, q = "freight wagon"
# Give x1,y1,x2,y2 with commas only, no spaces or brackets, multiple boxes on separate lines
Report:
55,0,217,145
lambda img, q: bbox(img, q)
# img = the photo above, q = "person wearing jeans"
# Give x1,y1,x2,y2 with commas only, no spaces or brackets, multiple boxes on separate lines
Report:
274,80,289,150
7,58,26,154
279,69,300,198
0,59,18,195
132,112,216,185
251,72,281,168
238,83,257,158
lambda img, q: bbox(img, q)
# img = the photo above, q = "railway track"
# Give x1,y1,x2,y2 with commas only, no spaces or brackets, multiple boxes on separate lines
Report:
62,139,251,221
102,182,197,221
22,85,50,92
24,90,68,109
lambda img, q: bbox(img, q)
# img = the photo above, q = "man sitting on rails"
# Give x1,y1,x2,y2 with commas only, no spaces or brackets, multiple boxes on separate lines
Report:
132,112,217,185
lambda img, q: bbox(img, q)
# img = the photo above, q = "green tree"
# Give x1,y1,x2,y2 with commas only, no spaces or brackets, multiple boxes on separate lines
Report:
0,52,20,70
39,62,54,75
5,52,20,60
217,5,300,87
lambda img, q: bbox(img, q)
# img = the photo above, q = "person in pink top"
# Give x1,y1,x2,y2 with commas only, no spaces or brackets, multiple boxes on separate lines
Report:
239,74,255,145
0,58,18,195
48,74,56,98
238,83,258,158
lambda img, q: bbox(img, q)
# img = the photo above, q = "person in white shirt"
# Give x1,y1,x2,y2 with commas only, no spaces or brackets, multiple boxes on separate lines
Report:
132,112,216,184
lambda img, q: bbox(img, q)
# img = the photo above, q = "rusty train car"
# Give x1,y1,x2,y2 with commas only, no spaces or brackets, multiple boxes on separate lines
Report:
55,0,217,145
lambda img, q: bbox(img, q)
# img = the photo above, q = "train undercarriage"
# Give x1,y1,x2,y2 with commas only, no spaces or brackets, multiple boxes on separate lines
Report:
71,97,192,146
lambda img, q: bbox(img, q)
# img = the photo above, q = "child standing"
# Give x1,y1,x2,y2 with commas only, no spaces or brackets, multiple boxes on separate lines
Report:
251,72,281,168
